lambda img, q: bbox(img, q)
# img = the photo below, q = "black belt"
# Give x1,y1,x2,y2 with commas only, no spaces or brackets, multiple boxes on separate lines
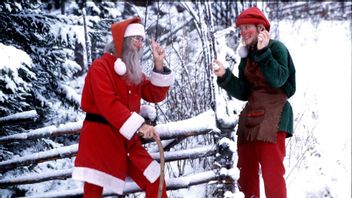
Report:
85,113,109,125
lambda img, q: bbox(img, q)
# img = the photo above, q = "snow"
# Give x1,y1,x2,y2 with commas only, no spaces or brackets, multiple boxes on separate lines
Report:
140,104,157,121
0,4,351,198
0,121,82,143
0,44,32,70
59,84,81,106
0,144,78,171
0,110,38,123
155,109,217,136
0,43,35,101
218,137,236,153
49,21,85,46
273,19,351,198
22,170,218,198
150,145,216,161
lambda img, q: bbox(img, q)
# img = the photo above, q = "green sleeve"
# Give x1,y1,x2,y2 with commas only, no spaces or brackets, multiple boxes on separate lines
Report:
217,61,249,101
254,40,290,88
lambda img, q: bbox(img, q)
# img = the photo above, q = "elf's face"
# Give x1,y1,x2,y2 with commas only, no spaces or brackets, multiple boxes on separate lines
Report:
239,24,259,46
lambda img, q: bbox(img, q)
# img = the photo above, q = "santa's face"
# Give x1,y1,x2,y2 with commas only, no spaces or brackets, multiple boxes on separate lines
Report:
239,24,259,46
122,37,144,85
131,36,144,50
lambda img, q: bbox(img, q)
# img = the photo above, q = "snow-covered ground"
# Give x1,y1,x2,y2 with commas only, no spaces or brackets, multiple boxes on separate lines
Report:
274,19,351,198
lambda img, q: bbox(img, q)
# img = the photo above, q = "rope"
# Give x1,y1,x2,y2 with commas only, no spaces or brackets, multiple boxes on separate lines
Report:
153,135,165,198
139,133,165,198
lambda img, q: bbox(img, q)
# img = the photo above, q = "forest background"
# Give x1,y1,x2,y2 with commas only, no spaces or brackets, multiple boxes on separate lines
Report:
0,1,351,197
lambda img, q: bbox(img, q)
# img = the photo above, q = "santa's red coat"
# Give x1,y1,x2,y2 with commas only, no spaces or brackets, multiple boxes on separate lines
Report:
72,53,173,194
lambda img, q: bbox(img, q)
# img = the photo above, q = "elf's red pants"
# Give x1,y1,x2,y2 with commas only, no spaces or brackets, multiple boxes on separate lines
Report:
237,132,287,198
83,160,167,198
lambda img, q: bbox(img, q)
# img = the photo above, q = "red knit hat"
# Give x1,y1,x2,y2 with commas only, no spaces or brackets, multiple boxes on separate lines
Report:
235,7,270,31
111,17,145,75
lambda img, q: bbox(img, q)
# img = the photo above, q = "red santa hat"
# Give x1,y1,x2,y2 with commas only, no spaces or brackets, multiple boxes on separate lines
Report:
235,7,270,31
111,17,145,75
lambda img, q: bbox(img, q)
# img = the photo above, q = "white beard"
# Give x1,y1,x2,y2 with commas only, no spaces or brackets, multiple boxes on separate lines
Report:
122,38,144,85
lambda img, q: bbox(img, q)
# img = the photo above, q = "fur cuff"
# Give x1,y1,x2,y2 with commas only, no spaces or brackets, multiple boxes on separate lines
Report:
119,112,145,140
143,160,160,183
150,71,174,87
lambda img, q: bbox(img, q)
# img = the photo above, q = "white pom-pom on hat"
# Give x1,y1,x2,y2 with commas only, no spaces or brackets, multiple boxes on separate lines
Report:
114,58,126,75
238,46,248,58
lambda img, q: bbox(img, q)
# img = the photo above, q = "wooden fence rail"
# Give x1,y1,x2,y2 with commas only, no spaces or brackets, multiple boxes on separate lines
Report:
23,169,224,198
0,110,238,197
0,145,216,182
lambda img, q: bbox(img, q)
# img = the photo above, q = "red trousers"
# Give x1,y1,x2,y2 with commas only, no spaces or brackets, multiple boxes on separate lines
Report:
83,158,167,198
237,132,287,198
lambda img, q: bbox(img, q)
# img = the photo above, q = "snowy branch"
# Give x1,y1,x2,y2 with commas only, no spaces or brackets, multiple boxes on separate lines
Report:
0,110,217,144
0,144,216,173
0,110,38,126
150,145,216,162
0,121,83,144
23,170,219,198
0,169,72,187
0,145,78,172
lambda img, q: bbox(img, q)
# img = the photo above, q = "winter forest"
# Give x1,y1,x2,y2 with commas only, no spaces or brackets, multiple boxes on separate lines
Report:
0,1,351,198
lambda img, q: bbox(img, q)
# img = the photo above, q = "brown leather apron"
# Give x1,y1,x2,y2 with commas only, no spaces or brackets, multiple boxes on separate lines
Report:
237,60,287,143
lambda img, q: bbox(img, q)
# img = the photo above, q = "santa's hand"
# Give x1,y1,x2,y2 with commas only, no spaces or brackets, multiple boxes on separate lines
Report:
138,123,156,139
257,30,270,50
150,38,164,72
213,59,226,77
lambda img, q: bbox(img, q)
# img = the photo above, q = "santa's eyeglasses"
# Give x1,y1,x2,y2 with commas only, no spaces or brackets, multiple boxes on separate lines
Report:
131,36,144,43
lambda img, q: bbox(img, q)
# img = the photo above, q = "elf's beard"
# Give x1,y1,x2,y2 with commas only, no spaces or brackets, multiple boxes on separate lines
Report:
122,38,144,85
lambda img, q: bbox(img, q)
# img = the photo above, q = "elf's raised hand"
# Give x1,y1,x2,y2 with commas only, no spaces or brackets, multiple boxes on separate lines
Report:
257,24,270,50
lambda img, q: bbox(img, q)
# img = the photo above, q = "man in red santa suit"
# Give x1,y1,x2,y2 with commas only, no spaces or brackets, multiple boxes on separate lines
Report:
72,17,174,198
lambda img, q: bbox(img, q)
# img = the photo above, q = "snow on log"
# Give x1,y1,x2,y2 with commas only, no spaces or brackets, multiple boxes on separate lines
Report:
23,170,220,198
151,145,216,161
0,110,217,144
155,110,217,139
0,145,216,175
0,145,78,172
0,110,38,125
0,169,72,187
0,121,83,144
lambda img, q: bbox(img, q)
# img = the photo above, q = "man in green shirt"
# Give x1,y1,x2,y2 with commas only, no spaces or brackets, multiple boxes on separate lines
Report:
214,7,296,198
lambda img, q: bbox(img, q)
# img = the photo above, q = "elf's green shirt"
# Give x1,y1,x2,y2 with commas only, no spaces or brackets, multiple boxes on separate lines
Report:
217,39,296,137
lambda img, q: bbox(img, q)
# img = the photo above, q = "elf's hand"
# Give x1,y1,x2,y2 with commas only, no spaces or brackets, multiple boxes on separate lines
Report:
257,25,270,50
150,38,164,72
213,59,226,77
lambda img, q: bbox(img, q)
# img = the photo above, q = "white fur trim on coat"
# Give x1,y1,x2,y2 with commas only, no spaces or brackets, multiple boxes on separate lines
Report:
150,71,174,87
120,112,145,140
143,160,160,183
72,167,125,195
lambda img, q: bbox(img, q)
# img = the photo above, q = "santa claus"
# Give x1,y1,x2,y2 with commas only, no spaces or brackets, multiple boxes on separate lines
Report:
72,16,173,198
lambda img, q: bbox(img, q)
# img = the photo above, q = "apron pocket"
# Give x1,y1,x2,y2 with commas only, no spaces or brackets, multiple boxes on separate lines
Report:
241,109,265,128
